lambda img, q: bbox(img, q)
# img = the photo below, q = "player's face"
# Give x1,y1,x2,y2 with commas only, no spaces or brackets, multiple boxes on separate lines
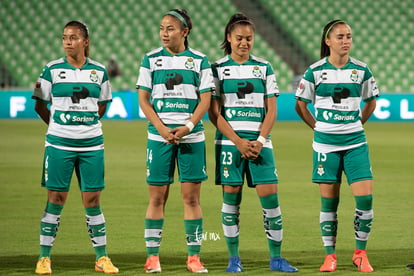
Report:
227,24,254,63
325,24,352,58
62,26,88,58
160,15,188,54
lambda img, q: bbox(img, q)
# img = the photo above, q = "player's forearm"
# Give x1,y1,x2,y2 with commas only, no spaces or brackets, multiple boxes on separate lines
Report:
188,92,211,125
259,97,276,138
361,99,376,124
295,101,315,129
34,101,50,125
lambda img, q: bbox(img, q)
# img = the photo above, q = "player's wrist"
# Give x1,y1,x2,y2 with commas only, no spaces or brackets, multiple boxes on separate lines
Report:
257,135,266,145
185,121,194,132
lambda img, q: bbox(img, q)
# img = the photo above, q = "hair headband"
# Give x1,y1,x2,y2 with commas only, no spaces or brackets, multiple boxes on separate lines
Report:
165,11,188,28
325,20,346,39
229,19,254,29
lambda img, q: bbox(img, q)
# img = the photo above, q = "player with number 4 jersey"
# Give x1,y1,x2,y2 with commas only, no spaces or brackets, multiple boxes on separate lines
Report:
136,9,213,273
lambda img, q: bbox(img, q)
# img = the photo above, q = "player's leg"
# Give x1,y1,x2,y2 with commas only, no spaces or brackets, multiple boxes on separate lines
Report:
222,185,243,272
81,191,118,274
349,181,374,273
144,140,175,273
350,181,373,251
77,150,106,259
78,150,118,273
178,141,208,273
319,183,340,254
181,182,208,273
144,185,170,273
251,148,297,272
256,184,282,256
345,145,374,273
215,143,244,272
36,197,65,275
318,184,340,272
251,150,281,258
144,186,166,273
36,147,73,275
313,150,342,272
41,191,68,256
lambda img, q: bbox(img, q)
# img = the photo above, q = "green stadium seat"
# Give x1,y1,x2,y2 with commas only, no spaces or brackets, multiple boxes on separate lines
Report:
0,0,411,92
261,0,412,92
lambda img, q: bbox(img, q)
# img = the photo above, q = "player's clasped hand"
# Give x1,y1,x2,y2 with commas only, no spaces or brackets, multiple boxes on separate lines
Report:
162,126,191,145
161,127,178,144
171,125,191,142
251,140,263,155
237,139,261,160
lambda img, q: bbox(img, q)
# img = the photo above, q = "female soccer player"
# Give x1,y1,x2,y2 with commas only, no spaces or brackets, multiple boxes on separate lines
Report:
295,19,379,273
32,20,118,274
208,13,298,273
136,9,213,273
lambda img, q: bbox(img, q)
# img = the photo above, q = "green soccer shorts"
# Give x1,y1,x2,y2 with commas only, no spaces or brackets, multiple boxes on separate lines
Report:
146,139,207,185
41,146,105,192
312,143,373,185
215,143,278,187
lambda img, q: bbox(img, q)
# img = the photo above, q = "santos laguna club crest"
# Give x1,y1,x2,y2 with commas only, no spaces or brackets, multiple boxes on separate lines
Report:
317,164,325,176
90,70,99,82
185,57,194,69
350,69,358,82
252,65,262,77
223,166,229,178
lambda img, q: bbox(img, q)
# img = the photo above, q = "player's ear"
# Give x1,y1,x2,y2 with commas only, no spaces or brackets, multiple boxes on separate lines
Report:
182,27,189,38
324,37,331,47
227,33,231,43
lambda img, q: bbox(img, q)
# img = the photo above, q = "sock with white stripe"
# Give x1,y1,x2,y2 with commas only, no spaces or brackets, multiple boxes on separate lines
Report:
222,191,242,257
354,195,373,250
39,201,63,259
185,218,203,256
144,218,164,257
320,197,339,255
85,206,107,260
260,193,283,258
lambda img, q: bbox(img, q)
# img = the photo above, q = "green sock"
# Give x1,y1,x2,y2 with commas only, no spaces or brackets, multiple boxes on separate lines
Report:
259,193,282,258
222,191,242,257
39,201,63,259
85,206,107,260
144,218,164,257
354,195,373,250
320,197,339,255
184,218,203,256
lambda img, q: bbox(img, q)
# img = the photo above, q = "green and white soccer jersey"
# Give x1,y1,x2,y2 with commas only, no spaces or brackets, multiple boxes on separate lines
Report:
212,54,278,143
136,47,214,143
32,57,112,151
212,55,279,186
296,57,379,153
